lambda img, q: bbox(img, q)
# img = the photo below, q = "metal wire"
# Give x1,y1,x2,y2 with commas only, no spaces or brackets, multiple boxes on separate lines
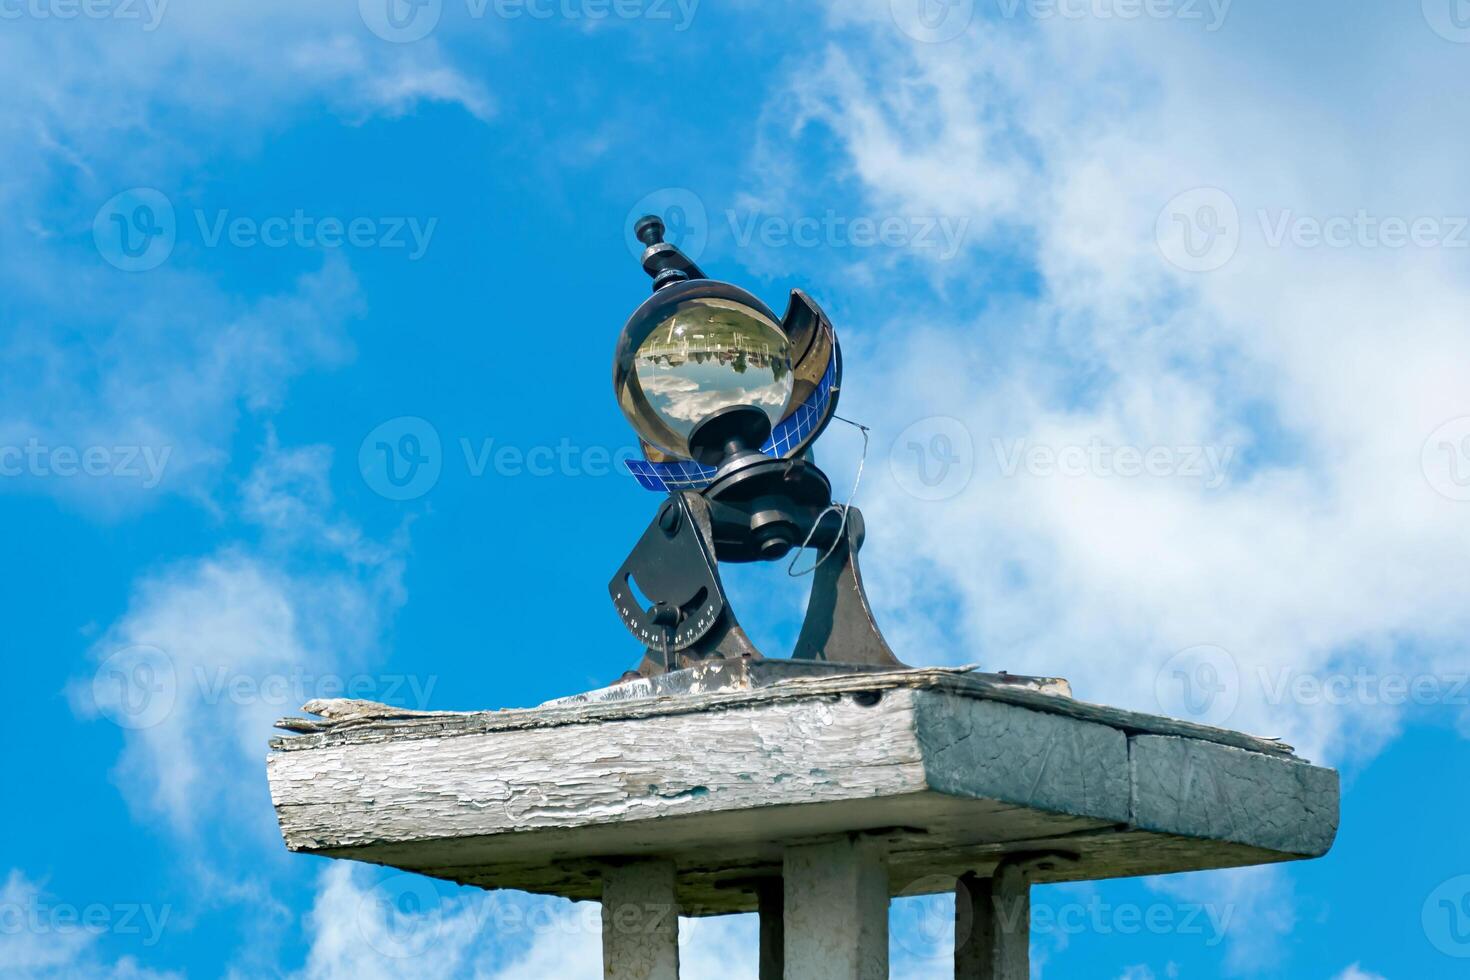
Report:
787,411,870,577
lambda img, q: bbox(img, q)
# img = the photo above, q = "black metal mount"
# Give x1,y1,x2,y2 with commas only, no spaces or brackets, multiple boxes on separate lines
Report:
609,406,903,679
634,215,706,292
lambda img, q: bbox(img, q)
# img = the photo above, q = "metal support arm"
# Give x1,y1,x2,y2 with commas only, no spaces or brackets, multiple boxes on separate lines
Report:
609,493,903,678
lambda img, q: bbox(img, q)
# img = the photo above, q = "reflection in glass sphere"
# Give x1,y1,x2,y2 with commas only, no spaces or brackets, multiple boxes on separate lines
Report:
618,295,794,458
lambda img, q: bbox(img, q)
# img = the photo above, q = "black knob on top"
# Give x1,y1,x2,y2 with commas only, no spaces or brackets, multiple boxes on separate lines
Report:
635,214,666,247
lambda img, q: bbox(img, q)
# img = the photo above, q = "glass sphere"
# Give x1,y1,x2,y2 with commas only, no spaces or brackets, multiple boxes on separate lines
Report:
615,288,795,459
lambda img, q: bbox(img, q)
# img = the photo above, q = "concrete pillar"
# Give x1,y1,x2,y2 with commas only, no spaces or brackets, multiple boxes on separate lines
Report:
757,879,784,980
602,859,680,980
783,837,889,980
953,865,1031,979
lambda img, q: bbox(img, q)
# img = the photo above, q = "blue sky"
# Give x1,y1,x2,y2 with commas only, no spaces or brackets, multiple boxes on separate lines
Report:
4,1,1470,977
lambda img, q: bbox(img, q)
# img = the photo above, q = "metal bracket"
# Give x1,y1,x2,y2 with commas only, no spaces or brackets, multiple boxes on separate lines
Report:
790,509,901,667
609,492,903,679
609,493,762,679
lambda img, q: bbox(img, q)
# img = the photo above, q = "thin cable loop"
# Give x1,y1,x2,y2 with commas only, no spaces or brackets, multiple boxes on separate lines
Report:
787,413,870,577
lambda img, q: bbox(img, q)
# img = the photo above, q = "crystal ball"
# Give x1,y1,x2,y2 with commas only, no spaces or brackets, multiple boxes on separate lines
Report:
615,283,795,459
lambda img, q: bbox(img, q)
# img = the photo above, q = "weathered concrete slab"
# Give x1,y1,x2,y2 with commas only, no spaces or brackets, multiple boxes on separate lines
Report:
1129,735,1340,857
266,667,1339,915
915,692,1130,823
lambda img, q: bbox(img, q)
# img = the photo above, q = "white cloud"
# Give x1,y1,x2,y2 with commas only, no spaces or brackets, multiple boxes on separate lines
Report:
288,864,762,980
71,438,405,836
1146,866,1290,974
291,866,1073,980
748,2,1470,767
0,6,491,159
1332,965,1387,980
0,3,493,516
1,260,361,513
0,870,183,980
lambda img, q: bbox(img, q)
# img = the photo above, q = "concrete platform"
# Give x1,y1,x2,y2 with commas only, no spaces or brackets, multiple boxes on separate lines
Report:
266,665,1338,917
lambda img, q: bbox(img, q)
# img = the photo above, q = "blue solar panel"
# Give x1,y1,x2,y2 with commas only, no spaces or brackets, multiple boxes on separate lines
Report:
625,357,837,492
